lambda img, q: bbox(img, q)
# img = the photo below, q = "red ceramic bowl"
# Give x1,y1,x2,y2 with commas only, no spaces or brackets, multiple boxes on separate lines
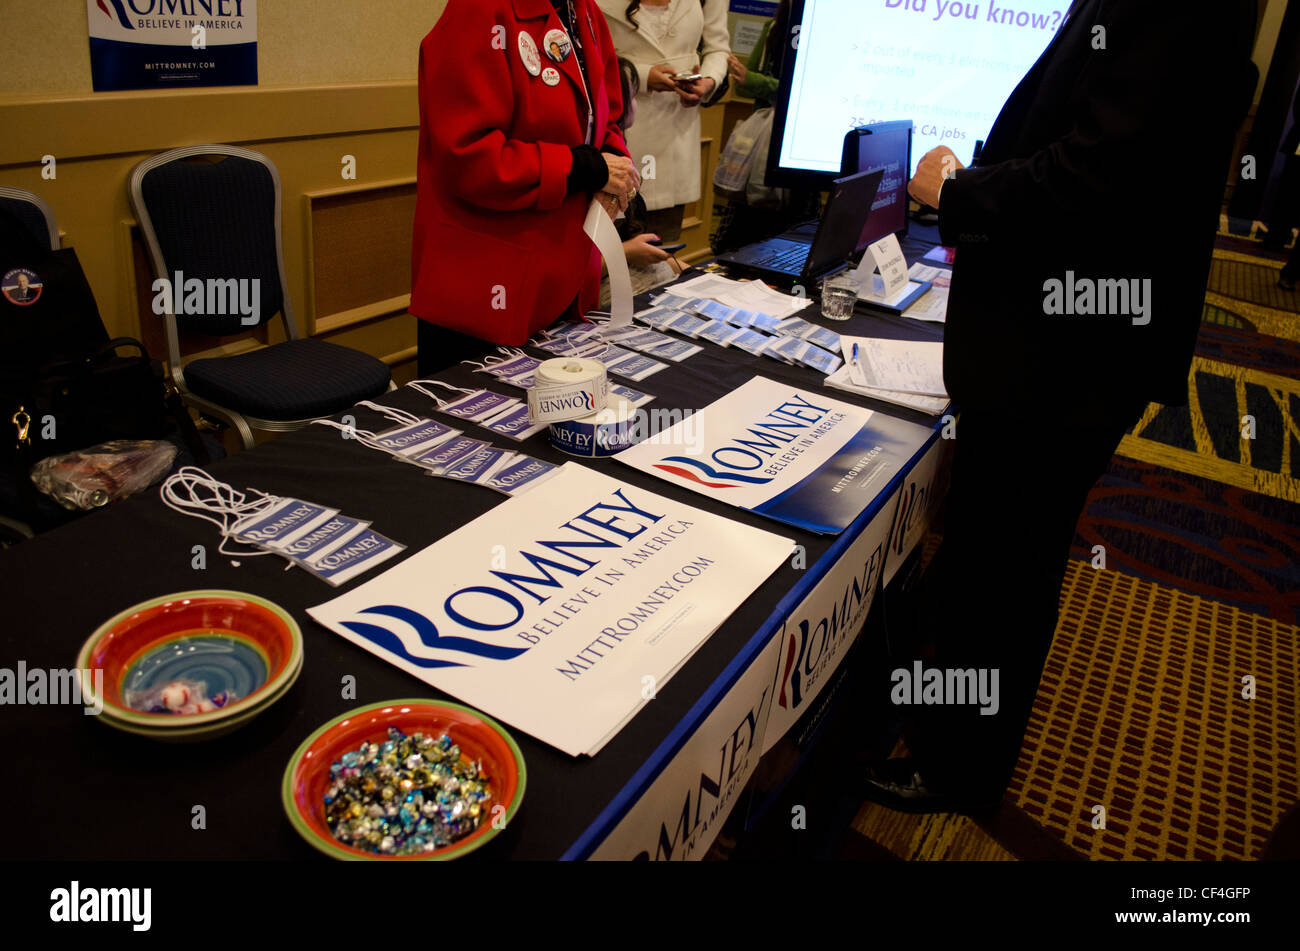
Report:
76,590,302,734
282,699,526,861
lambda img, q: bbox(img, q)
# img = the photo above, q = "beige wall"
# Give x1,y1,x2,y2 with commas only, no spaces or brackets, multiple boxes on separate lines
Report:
0,1,454,381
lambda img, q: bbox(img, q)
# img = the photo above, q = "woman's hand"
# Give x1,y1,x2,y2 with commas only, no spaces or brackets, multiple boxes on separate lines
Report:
647,64,679,93
676,76,716,108
624,233,671,268
727,54,747,86
601,152,640,207
595,192,624,219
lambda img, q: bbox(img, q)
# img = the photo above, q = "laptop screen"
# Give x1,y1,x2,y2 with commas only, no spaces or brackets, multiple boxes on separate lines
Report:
844,121,912,252
804,168,884,278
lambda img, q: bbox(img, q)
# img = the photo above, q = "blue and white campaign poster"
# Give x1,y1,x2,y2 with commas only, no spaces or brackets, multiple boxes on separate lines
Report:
882,435,952,586
762,491,895,753
87,0,258,92
309,464,793,757
616,376,933,534
588,629,784,860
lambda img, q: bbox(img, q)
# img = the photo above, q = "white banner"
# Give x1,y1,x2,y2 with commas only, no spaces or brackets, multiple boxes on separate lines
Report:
616,376,933,534
762,489,897,753
588,629,784,860
882,436,950,587
309,464,793,757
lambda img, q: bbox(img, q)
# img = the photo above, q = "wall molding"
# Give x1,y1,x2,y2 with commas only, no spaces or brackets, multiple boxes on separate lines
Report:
0,81,418,167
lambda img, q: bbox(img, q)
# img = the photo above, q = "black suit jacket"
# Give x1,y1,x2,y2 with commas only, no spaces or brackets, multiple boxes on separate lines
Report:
938,0,1256,410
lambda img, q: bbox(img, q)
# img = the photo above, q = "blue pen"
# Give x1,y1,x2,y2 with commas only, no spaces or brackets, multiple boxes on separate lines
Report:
852,342,860,365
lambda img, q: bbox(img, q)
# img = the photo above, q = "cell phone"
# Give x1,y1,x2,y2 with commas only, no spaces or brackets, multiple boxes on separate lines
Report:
673,72,703,83
647,238,687,254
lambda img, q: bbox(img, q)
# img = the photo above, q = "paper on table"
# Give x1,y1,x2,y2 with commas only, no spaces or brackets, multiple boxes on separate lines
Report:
843,336,947,397
585,200,632,330
852,233,909,298
824,365,951,416
901,286,949,323
908,262,951,287
669,272,813,320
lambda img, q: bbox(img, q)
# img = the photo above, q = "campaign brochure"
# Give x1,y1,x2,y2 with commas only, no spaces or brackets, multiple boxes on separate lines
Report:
615,376,933,534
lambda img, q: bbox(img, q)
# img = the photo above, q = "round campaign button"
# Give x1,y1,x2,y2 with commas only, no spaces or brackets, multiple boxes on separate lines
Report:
2,268,42,307
544,29,572,63
541,67,561,87
517,31,541,76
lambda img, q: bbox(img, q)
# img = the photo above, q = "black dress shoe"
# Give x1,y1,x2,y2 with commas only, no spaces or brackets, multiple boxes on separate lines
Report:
1278,275,1297,292
861,757,1003,815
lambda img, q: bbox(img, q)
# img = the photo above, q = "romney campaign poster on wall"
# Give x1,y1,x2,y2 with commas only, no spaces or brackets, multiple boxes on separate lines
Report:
616,376,933,534
309,464,793,757
88,0,258,92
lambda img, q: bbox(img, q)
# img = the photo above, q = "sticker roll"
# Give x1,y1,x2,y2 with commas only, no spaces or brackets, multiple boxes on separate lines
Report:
527,358,609,425
549,396,639,458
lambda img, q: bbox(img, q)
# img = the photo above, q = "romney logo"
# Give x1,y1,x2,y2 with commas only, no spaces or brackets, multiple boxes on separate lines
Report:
652,457,773,489
97,0,133,28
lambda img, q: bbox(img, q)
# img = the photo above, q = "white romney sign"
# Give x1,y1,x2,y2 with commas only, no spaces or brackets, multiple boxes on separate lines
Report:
309,464,793,757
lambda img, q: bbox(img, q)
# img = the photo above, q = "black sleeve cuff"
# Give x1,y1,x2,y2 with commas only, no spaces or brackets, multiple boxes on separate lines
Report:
567,145,609,194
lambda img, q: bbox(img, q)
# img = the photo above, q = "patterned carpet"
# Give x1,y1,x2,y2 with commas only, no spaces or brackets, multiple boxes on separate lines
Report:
850,230,1300,862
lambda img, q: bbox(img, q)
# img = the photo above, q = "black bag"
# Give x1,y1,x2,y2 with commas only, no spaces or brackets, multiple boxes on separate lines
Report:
1,207,207,485
8,337,202,465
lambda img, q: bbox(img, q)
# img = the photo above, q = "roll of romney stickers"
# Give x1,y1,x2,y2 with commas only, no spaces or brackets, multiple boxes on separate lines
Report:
527,358,609,425
549,396,638,458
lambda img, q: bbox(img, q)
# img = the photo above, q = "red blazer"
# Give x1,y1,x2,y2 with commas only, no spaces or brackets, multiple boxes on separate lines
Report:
411,0,628,346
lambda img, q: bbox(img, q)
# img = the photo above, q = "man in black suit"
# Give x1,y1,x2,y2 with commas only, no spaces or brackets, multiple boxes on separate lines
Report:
863,0,1259,813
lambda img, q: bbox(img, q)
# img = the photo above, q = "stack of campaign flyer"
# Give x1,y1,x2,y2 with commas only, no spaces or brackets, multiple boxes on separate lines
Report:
615,377,934,534
309,464,793,757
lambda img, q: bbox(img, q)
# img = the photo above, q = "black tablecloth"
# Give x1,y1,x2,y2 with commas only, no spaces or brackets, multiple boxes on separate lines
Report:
0,252,947,860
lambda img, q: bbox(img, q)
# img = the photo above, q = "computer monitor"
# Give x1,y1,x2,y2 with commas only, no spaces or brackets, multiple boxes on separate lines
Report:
765,0,1059,190
841,121,912,250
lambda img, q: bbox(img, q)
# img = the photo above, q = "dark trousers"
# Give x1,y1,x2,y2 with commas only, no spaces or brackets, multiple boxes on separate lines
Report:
1264,153,1300,248
904,399,1145,797
1283,238,1300,283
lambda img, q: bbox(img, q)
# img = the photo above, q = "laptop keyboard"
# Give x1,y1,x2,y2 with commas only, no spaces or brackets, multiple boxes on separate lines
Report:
749,243,810,274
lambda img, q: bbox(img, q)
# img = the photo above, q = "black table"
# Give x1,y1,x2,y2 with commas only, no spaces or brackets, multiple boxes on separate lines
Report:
0,254,948,861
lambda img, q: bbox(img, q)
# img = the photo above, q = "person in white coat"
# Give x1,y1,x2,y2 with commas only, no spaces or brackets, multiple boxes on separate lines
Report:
597,0,730,241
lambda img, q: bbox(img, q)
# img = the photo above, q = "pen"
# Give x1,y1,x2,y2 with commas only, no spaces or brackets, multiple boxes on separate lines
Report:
852,343,859,365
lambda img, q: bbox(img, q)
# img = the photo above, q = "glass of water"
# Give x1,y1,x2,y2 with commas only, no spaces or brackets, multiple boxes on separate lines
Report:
820,273,859,321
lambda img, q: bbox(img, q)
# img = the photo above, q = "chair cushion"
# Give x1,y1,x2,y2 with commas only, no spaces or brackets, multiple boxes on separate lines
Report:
184,338,391,421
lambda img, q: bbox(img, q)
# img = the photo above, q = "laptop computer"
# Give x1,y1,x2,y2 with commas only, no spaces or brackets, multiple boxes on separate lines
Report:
716,168,884,286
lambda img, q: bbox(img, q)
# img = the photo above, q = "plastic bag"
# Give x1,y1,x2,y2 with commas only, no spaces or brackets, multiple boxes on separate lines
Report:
30,439,178,510
713,106,774,200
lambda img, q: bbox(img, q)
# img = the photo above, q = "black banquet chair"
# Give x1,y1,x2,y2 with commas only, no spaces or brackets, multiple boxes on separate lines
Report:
128,145,392,449
0,185,60,251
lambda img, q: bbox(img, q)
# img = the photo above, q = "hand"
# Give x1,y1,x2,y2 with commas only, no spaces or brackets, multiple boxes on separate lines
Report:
647,64,679,93
727,54,747,85
624,233,671,268
601,152,641,203
908,145,964,209
595,192,625,219
675,76,716,108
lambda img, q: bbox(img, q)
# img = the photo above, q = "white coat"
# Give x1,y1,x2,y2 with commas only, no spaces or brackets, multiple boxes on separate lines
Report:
597,0,730,211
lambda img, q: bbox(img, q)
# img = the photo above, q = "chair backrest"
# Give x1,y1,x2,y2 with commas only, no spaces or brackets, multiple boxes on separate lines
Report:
128,146,298,373
0,186,59,251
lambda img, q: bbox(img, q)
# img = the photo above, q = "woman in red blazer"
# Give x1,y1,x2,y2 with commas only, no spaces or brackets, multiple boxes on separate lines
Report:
412,0,639,372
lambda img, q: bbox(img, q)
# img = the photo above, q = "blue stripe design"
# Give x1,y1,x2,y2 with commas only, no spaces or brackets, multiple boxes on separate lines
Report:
561,427,942,859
